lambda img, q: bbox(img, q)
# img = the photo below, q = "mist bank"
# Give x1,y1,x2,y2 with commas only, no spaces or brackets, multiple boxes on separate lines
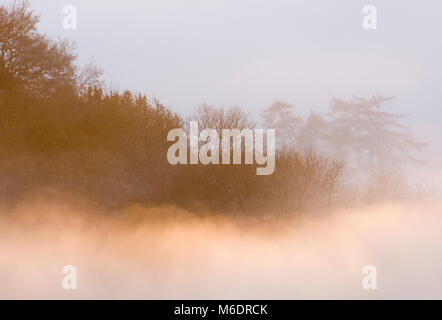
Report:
1,194,441,299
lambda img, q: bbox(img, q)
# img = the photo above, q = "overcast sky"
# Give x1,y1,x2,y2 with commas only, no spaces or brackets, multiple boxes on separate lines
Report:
3,0,442,181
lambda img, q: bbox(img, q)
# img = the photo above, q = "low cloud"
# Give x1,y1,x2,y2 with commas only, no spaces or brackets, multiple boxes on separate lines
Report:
1,193,441,299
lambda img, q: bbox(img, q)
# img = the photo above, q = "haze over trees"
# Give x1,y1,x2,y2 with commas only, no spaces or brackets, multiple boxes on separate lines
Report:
262,96,425,175
0,2,426,217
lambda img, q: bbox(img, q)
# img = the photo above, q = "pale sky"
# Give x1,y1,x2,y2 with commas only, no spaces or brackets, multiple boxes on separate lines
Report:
4,0,442,183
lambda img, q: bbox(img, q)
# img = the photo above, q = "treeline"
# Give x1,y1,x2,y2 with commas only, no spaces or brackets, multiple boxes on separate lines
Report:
0,2,424,216
0,2,345,216
262,98,426,176
0,83,343,214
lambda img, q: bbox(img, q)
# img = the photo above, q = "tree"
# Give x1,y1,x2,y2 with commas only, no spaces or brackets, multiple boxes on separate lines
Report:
178,104,258,213
261,100,301,148
191,103,255,132
0,1,76,97
326,94,426,174
297,110,327,151
268,148,343,217
77,60,103,95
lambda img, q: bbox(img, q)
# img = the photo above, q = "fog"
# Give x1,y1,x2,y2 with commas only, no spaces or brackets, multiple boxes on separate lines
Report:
1,192,441,299
24,0,442,189
1,0,442,300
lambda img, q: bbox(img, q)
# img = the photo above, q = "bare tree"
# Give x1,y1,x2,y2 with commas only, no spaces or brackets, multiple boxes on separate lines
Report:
77,60,104,94
270,148,343,217
191,103,255,131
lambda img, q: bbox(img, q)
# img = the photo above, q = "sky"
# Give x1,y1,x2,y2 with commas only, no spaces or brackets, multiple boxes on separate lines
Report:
3,0,442,184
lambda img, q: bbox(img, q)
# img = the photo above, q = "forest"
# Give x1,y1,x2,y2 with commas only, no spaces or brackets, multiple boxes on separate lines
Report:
0,2,426,218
